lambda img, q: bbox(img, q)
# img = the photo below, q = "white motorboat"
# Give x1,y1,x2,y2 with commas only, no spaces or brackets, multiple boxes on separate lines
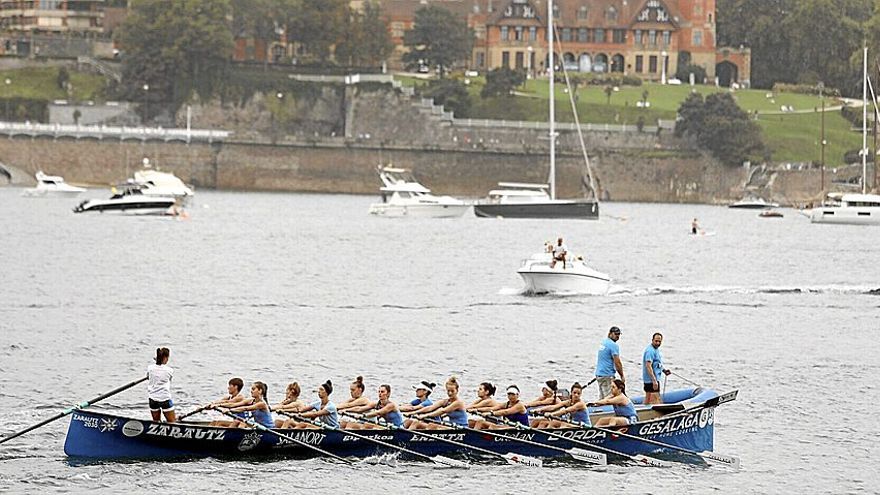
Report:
368,167,469,218
22,171,86,197
128,169,194,202
810,48,880,226
73,188,178,215
809,192,880,225
517,252,611,295
728,197,779,209
473,0,599,220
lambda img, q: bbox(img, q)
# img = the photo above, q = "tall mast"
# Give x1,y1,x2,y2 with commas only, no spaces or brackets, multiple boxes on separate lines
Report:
863,46,868,195
548,0,556,200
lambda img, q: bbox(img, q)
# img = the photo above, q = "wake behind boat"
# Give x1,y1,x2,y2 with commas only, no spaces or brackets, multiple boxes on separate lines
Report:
22,171,86,197
62,387,734,463
368,166,469,218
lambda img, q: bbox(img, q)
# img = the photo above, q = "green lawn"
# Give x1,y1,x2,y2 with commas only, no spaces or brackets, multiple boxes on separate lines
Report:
403,73,856,165
0,67,108,102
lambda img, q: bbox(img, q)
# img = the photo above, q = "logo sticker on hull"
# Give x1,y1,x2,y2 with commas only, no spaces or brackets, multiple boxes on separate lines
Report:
122,420,144,437
238,432,262,451
100,418,118,433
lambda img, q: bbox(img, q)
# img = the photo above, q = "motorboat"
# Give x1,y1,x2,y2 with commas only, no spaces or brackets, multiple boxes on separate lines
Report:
22,171,86,197
128,169,194,203
809,192,880,225
728,197,779,209
474,183,598,219
759,210,784,218
473,0,599,220
810,48,880,226
368,166,469,218
73,187,178,215
517,252,611,295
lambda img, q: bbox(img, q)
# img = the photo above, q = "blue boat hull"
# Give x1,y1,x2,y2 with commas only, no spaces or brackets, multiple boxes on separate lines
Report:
64,388,722,462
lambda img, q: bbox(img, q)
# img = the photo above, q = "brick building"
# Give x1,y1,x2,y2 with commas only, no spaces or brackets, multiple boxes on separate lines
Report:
382,0,750,86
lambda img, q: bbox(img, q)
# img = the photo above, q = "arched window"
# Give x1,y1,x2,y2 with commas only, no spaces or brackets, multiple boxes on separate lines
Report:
606,6,618,22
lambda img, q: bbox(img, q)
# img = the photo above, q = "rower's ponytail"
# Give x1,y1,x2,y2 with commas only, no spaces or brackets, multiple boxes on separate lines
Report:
353,376,365,392
155,347,170,365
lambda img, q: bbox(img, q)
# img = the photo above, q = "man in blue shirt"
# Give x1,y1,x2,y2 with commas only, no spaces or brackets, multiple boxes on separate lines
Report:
595,326,624,399
642,332,671,404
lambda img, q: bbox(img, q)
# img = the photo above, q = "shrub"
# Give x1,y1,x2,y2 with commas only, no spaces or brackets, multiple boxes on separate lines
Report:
773,82,841,97
675,64,707,84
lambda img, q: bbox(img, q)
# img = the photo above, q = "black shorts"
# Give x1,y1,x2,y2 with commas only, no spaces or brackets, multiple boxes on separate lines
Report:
149,398,174,411
643,382,659,393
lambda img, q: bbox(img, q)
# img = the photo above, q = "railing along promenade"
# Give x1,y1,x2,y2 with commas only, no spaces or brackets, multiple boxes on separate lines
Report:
0,121,231,143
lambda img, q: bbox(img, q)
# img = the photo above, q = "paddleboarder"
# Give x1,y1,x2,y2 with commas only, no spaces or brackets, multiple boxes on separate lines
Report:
643,332,671,405
595,326,625,399
147,347,176,423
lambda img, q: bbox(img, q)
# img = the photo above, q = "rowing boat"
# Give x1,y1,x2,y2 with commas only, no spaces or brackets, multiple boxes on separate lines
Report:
63,387,734,462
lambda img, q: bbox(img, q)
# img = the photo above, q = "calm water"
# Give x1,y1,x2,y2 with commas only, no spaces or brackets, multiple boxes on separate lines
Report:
0,188,878,494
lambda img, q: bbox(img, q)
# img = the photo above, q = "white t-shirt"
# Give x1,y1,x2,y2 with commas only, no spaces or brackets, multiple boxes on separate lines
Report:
553,244,567,256
147,363,174,401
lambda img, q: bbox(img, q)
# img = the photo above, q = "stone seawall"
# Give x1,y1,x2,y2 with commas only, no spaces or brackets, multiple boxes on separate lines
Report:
0,135,768,204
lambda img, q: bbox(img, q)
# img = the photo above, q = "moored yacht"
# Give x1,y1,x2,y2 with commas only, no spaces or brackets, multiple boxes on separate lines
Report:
517,252,611,295
368,166,469,218
73,187,177,215
128,169,194,203
809,193,880,225
728,197,779,209
22,171,86,197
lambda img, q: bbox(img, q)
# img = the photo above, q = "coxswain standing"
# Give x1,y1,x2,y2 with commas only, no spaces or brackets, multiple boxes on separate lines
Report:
643,332,671,405
595,326,625,400
147,347,176,423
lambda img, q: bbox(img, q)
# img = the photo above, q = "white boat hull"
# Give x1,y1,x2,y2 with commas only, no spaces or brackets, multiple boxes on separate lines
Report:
810,206,880,225
518,269,611,295
74,197,177,216
369,203,470,218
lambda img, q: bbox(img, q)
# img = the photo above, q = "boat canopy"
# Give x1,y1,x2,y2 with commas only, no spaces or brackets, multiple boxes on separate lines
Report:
497,182,549,190
840,193,880,207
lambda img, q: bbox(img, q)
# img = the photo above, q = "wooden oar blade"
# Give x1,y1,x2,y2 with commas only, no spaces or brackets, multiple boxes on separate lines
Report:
632,454,673,468
502,452,543,467
432,455,470,469
698,451,741,469
568,448,607,465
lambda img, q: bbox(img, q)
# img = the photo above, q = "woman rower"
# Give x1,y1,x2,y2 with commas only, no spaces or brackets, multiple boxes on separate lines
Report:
400,380,436,428
466,382,500,427
407,376,469,430
147,347,176,423
525,379,559,409
272,382,305,428
208,377,251,427
473,385,529,430
281,380,339,429
588,379,639,427
344,384,404,430
532,382,590,428
227,381,274,429
337,376,370,411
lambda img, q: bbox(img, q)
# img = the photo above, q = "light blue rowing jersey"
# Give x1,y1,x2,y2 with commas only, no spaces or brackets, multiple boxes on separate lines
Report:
642,345,664,384
310,400,339,429
410,398,433,407
596,337,620,377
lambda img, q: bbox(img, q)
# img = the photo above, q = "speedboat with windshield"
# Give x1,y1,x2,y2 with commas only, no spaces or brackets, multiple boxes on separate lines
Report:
368,166,469,218
73,186,178,216
728,196,779,209
517,251,611,295
22,171,86,197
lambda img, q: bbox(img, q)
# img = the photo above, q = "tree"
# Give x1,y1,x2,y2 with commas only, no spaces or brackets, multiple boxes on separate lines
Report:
675,93,765,166
335,1,393,67
231,0,279,64
286,0,349,63
481,68,525,98
116,0,234,118
604,85,613,104
403,6,473,77
423,79,471,117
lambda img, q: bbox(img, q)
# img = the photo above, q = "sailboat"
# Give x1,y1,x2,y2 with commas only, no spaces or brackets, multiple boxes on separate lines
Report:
473,0,599,220
810,47,880,225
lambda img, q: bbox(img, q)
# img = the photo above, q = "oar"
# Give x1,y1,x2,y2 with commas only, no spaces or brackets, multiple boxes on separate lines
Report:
420,416,606,465
0,375,148,445
494,413,671,467
216,409,352,465
177,404,213,422
279,412,467,468
343,413,542,467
